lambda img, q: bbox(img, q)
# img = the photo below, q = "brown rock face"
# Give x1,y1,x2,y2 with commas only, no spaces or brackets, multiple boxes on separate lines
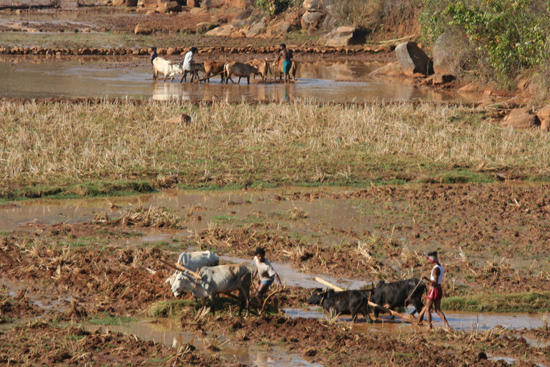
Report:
187,0,200,6
134,24,153,35
113,0,138,6
501,108,540,129
322,27,366,47
537,104,550,131
395,42,433,77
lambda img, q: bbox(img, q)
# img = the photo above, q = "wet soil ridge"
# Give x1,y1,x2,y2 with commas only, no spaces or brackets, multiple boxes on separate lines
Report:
0,322,222,366
0,44,390,56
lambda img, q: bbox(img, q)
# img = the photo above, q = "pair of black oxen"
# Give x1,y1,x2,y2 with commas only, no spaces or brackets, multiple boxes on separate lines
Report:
307,278,426,322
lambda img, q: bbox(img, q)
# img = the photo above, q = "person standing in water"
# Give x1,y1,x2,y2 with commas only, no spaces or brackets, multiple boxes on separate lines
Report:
275,43,293,83
253,247,283,302
419,251,451,329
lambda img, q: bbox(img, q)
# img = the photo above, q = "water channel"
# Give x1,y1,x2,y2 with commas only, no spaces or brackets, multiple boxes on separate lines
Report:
0,56,479,103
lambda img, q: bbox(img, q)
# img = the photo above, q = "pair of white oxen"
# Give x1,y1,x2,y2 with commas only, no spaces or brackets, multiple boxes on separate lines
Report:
165,251,251,316
153,57,296,84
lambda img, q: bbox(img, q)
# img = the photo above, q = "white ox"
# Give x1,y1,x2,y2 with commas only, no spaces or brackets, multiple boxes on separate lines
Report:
165,251,219,296
153,57,184,82
191,263,251,316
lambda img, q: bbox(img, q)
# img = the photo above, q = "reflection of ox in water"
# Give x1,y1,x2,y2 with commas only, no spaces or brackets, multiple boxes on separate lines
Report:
272,59,297,83
165,251,220,297
189,263,252,317
307,288,372,323
152,57,183,82
224,61,259,85
371,278,426,320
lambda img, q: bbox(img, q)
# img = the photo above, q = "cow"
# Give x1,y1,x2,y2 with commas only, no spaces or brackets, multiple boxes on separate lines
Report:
152,57,183,82
164,251,219,297
203,60,227,83
272,59,297,83
190,263,251,316
307,288,372,323
248,59,270,81
224,61,259,85
370,278,426,320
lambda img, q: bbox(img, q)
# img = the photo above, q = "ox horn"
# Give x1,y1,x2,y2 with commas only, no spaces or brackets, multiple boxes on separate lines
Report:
158,259,202,280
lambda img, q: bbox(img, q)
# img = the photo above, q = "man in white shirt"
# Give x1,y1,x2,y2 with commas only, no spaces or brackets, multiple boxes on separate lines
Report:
253,247,283,302
420,251,450,329
181,47,198,83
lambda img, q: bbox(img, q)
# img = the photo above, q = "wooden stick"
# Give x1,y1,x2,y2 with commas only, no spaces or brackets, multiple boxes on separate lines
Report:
404,279,425,306
315,277,419,324
157,259,202,279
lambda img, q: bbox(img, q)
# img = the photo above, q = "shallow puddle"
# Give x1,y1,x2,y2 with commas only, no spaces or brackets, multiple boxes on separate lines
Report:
83,319,320,367
0,56,477,103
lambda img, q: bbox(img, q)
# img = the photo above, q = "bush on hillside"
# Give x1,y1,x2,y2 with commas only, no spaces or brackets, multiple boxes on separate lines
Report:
420,0,550,88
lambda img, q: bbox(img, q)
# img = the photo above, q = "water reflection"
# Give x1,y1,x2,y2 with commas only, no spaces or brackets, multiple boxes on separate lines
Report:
0,56,476,103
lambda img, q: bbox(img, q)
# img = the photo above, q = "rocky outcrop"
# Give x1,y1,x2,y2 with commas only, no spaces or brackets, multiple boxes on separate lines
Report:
186,0,200,6
433,32,459,76
537,104,550,131
320,27,366,47
157,1,182,12
113,0,138,6
395,42,433,76
369,61,404,77
246,21,266,37
205,24,235,37
134,23,152,35
301,0,325,32
196,22,219,34
501,108,540,129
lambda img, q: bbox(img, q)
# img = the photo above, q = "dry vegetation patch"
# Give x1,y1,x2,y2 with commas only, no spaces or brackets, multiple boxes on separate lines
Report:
1,100,550,197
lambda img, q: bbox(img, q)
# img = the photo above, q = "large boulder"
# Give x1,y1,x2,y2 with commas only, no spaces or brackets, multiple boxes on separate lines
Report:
501,107,540,129
134,23,152,35
395,41,433,76
158,1,182,12
201,0,225,8
321,26,366,47
186,0,200,6
266,20,294,36
196,22,219,34
138,0,158,8
303,0,324,12
301,10,324,31
232,8,253,23
113,0,137,6
537,104,550,131
205,24,235,36
433,32,459,76
247,21,266,37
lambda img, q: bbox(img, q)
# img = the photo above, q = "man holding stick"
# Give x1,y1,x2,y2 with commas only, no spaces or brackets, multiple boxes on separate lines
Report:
253,247,283,303
419,251,450,329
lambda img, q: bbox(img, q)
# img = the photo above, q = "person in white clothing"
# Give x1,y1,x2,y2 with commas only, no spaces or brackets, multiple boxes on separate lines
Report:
420,251,450,329
253,247,283,302
181,47,198,83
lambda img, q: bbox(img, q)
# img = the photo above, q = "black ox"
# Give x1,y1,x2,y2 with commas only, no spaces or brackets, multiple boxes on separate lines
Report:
371,278,426,319
307,288,372,323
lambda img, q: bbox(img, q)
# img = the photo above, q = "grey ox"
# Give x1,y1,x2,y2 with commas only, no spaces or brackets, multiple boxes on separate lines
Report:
165,251,220,297
191,263,251,317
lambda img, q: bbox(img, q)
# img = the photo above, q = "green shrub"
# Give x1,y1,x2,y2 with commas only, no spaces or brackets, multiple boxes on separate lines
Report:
420,0,550,86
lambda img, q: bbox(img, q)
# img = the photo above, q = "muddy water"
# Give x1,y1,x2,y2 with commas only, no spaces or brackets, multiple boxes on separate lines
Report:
84,319,320,367
0,56,476,102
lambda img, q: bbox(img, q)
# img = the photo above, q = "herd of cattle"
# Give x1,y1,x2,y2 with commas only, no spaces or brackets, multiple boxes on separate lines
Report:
164,251,427,322
152,57,297,84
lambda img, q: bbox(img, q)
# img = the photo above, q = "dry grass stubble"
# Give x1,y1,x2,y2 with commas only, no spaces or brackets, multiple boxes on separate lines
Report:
0,100,548,191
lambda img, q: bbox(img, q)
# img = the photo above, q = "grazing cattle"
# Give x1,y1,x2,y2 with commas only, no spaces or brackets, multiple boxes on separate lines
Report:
164,251,219,297
152,57,183,82
371,278,426,319
191,263,251,316
203,60,227,83
272,59,297,83
224,61,258,85
307,288,372,323
249,59,270,81
180,62,205,83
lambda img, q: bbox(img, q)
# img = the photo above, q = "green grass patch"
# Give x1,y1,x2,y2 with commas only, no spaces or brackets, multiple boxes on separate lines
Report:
443,292,550,312
147,300,195,318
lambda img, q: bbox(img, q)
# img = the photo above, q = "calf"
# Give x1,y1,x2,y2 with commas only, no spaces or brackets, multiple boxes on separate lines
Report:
272,59,297,83
224,61,258,85
191,263,251,316
203,60,226,83
371,278,426,319
307,288,372,323
249,59,270,81
164,251,219,297
152,57,183,82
